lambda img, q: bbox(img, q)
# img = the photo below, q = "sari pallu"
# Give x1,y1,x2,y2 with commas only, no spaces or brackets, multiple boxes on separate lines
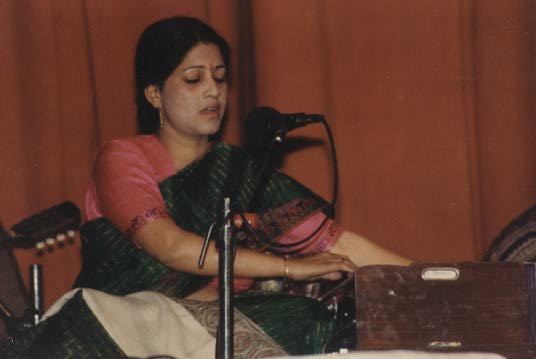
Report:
1,143,342,358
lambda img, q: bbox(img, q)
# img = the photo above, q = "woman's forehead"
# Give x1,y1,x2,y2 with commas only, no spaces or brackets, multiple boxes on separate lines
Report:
179,43,225,68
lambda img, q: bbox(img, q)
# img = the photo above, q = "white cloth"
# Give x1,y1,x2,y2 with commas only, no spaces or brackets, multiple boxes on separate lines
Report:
43,288,215,358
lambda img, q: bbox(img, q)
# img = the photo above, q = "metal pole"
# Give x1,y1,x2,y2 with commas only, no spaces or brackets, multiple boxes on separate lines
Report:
29,264,43,325
216,197,234,359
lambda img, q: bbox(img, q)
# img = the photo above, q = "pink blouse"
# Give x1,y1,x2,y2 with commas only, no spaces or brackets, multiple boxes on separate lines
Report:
86,135,174,236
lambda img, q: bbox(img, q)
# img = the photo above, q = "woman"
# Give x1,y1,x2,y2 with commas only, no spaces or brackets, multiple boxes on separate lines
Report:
1,16,409,359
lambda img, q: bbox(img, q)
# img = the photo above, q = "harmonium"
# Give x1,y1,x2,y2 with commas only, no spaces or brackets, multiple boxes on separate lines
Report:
355,262,536,359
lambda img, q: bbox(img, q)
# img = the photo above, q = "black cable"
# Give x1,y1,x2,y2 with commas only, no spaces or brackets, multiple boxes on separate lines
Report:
239,211,329,254
245,135,281,212
322,117,339,218
237,116,339,254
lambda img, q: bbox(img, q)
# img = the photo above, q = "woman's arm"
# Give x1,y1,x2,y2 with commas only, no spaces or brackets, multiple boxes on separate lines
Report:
330,230,412,266
134,217,356,281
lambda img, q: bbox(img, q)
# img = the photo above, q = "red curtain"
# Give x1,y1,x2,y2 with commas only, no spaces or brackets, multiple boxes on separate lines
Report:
2,0,536,308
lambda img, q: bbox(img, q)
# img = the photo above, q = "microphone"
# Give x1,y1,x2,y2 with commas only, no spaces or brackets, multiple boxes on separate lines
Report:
244,107,324,140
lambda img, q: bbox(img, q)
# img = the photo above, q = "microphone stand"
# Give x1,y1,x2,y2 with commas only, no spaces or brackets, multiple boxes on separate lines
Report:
200,134,286,359
216,197,234,359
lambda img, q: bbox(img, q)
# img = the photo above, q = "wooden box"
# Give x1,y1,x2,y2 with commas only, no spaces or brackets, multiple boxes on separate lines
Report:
355,262,536,358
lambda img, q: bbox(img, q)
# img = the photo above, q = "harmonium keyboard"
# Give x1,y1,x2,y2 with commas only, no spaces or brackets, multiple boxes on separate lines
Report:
355,262,536,359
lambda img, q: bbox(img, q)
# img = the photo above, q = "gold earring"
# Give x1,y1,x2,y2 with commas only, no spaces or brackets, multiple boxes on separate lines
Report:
158,108,164,128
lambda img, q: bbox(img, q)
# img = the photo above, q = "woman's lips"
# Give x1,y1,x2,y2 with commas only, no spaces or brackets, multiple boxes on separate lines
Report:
201,104,221,117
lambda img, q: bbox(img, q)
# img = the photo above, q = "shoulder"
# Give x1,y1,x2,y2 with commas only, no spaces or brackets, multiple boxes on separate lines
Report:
95,135,158,167
92,135,160,180
98,135,154,157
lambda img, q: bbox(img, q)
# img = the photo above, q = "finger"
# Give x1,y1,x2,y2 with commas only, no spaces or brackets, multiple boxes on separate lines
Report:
327,253,353,265
315,271,343,281
332,259,357,273
335,255,357,270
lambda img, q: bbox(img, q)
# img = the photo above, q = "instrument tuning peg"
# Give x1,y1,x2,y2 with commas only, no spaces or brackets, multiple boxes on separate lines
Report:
56,233,66,247
36,241,45,254
66,230,76,242
45,237,55,251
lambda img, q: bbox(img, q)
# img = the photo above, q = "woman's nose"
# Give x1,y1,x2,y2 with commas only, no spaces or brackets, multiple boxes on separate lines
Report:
204,77,220,98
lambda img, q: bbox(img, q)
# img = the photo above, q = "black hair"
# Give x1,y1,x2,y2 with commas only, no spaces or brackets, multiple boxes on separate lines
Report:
135,17,230,134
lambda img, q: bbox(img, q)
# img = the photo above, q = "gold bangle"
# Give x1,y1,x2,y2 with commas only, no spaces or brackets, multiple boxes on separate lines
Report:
283,257,290,281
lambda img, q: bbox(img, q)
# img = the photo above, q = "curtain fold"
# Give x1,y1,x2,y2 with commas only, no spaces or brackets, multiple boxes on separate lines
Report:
1,0,97,305
1,0,536,308
472,0,536,247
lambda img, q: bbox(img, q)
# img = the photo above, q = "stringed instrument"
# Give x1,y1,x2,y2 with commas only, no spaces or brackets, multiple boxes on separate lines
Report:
0,201,82,341
7,201,81,252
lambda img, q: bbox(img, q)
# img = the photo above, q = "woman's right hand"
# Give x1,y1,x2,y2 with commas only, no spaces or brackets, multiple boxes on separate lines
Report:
284,252,357,281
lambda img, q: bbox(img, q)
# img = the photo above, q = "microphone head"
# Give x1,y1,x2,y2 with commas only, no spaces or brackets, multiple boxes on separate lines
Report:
244,106,324,148
244,107,282,146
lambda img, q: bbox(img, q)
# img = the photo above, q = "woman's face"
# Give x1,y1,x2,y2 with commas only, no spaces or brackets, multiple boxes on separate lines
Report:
152,42,228,141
